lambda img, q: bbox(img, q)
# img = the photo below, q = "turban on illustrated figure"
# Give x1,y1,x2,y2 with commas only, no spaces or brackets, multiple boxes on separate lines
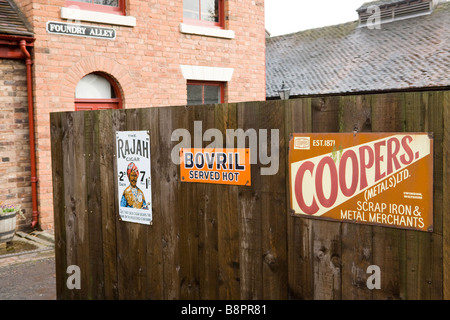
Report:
120,162,148,209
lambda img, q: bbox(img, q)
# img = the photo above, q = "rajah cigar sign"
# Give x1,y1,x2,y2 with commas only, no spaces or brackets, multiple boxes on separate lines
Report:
116,131,152,225
288,133,433,232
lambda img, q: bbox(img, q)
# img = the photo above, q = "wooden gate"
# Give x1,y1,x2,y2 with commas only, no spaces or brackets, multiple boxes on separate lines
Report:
50,90,450,299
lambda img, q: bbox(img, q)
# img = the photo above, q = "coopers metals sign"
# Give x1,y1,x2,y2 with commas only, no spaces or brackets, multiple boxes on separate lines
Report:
289,133,433,232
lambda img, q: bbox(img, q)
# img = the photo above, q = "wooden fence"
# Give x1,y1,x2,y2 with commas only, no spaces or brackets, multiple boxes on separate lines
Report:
51,90,450,300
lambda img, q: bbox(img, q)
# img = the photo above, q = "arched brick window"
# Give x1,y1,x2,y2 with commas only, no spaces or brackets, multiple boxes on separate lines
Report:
75,72,122,111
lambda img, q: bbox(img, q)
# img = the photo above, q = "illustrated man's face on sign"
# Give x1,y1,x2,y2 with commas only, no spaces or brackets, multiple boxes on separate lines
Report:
127,162,139,188
129,170,138,188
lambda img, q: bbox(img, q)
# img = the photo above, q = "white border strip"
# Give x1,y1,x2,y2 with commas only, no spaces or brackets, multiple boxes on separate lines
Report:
180,65,234,82
179,23,235,39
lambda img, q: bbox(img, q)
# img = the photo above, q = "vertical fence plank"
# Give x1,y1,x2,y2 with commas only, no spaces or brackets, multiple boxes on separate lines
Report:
215,103,240,299
84,111,105,299
141,107,164,300
60,111,78,299
312,96,340,133
371,93,405,300
175,105,200,300
111,108,134,299
158,105,187,299
112,109,133,299
237,101,263,299
311,96,342,300
120,108,153,299
403,92,434,300
50,112,67,299
194,104,222,300
285,98,314,300
215,182,240,299
312,222,341,299
71,111,88,299
339,95,374,300
443,91,450,300
124,108,152,299
112,109,128,298
258,100,288,299
98,110,119,299
151,106,181,299
424,91,443,299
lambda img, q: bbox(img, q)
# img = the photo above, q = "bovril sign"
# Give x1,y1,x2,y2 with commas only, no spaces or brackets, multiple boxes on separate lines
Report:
288,133,433,232
46,21,115,40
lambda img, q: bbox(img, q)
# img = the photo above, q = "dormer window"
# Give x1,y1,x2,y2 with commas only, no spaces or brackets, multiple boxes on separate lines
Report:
357,0,434,27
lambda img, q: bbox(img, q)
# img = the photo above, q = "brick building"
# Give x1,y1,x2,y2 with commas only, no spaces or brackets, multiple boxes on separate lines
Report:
1,0,266,230
0,0,35,230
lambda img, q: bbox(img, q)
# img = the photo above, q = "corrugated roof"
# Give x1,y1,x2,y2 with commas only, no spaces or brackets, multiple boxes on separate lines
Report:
0,0,33,37
266,2,450,98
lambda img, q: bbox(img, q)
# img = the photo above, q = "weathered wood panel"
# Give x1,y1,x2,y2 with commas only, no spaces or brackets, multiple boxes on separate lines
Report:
50,111,66,299
215,103,240,299
285,98,314,300
51,90,448,300
443,91,450,300
340,95,374,300
98,110,119,299
370,93,405,300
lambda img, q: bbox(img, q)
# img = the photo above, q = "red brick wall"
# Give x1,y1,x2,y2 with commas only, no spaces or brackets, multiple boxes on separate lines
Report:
12,0,266,230
0,59,33,230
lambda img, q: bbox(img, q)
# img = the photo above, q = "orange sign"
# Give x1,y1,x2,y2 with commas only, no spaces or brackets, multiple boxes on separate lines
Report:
180,148,251,186
289,133,433,232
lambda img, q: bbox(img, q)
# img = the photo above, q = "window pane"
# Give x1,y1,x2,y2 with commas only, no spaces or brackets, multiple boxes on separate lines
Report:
204,85,220,104
201,0,219,22
187,85,203,105
76,74,115,99
184,0,200,20
93,0,118,7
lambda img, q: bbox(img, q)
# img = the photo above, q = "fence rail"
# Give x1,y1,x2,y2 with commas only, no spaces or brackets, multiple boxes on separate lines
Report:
51,90,450,299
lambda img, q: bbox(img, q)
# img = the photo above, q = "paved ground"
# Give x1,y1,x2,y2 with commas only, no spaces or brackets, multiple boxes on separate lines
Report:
0,231,56,300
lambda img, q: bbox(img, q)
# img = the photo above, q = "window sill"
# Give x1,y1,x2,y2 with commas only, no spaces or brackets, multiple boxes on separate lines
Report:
180,65,234,82
61,7,136,27
179,23,235,39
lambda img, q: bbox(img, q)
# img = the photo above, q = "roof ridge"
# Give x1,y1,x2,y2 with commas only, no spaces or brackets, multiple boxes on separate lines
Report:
267,20,359,40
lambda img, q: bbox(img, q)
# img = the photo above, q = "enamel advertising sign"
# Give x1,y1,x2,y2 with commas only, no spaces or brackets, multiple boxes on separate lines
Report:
180,148,251,186
116,131,152,225
289,133,433,232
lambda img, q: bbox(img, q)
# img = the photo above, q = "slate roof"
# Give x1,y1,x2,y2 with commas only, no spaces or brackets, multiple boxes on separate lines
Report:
265,2,450,98
357,0,418,10
0,0,33,37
